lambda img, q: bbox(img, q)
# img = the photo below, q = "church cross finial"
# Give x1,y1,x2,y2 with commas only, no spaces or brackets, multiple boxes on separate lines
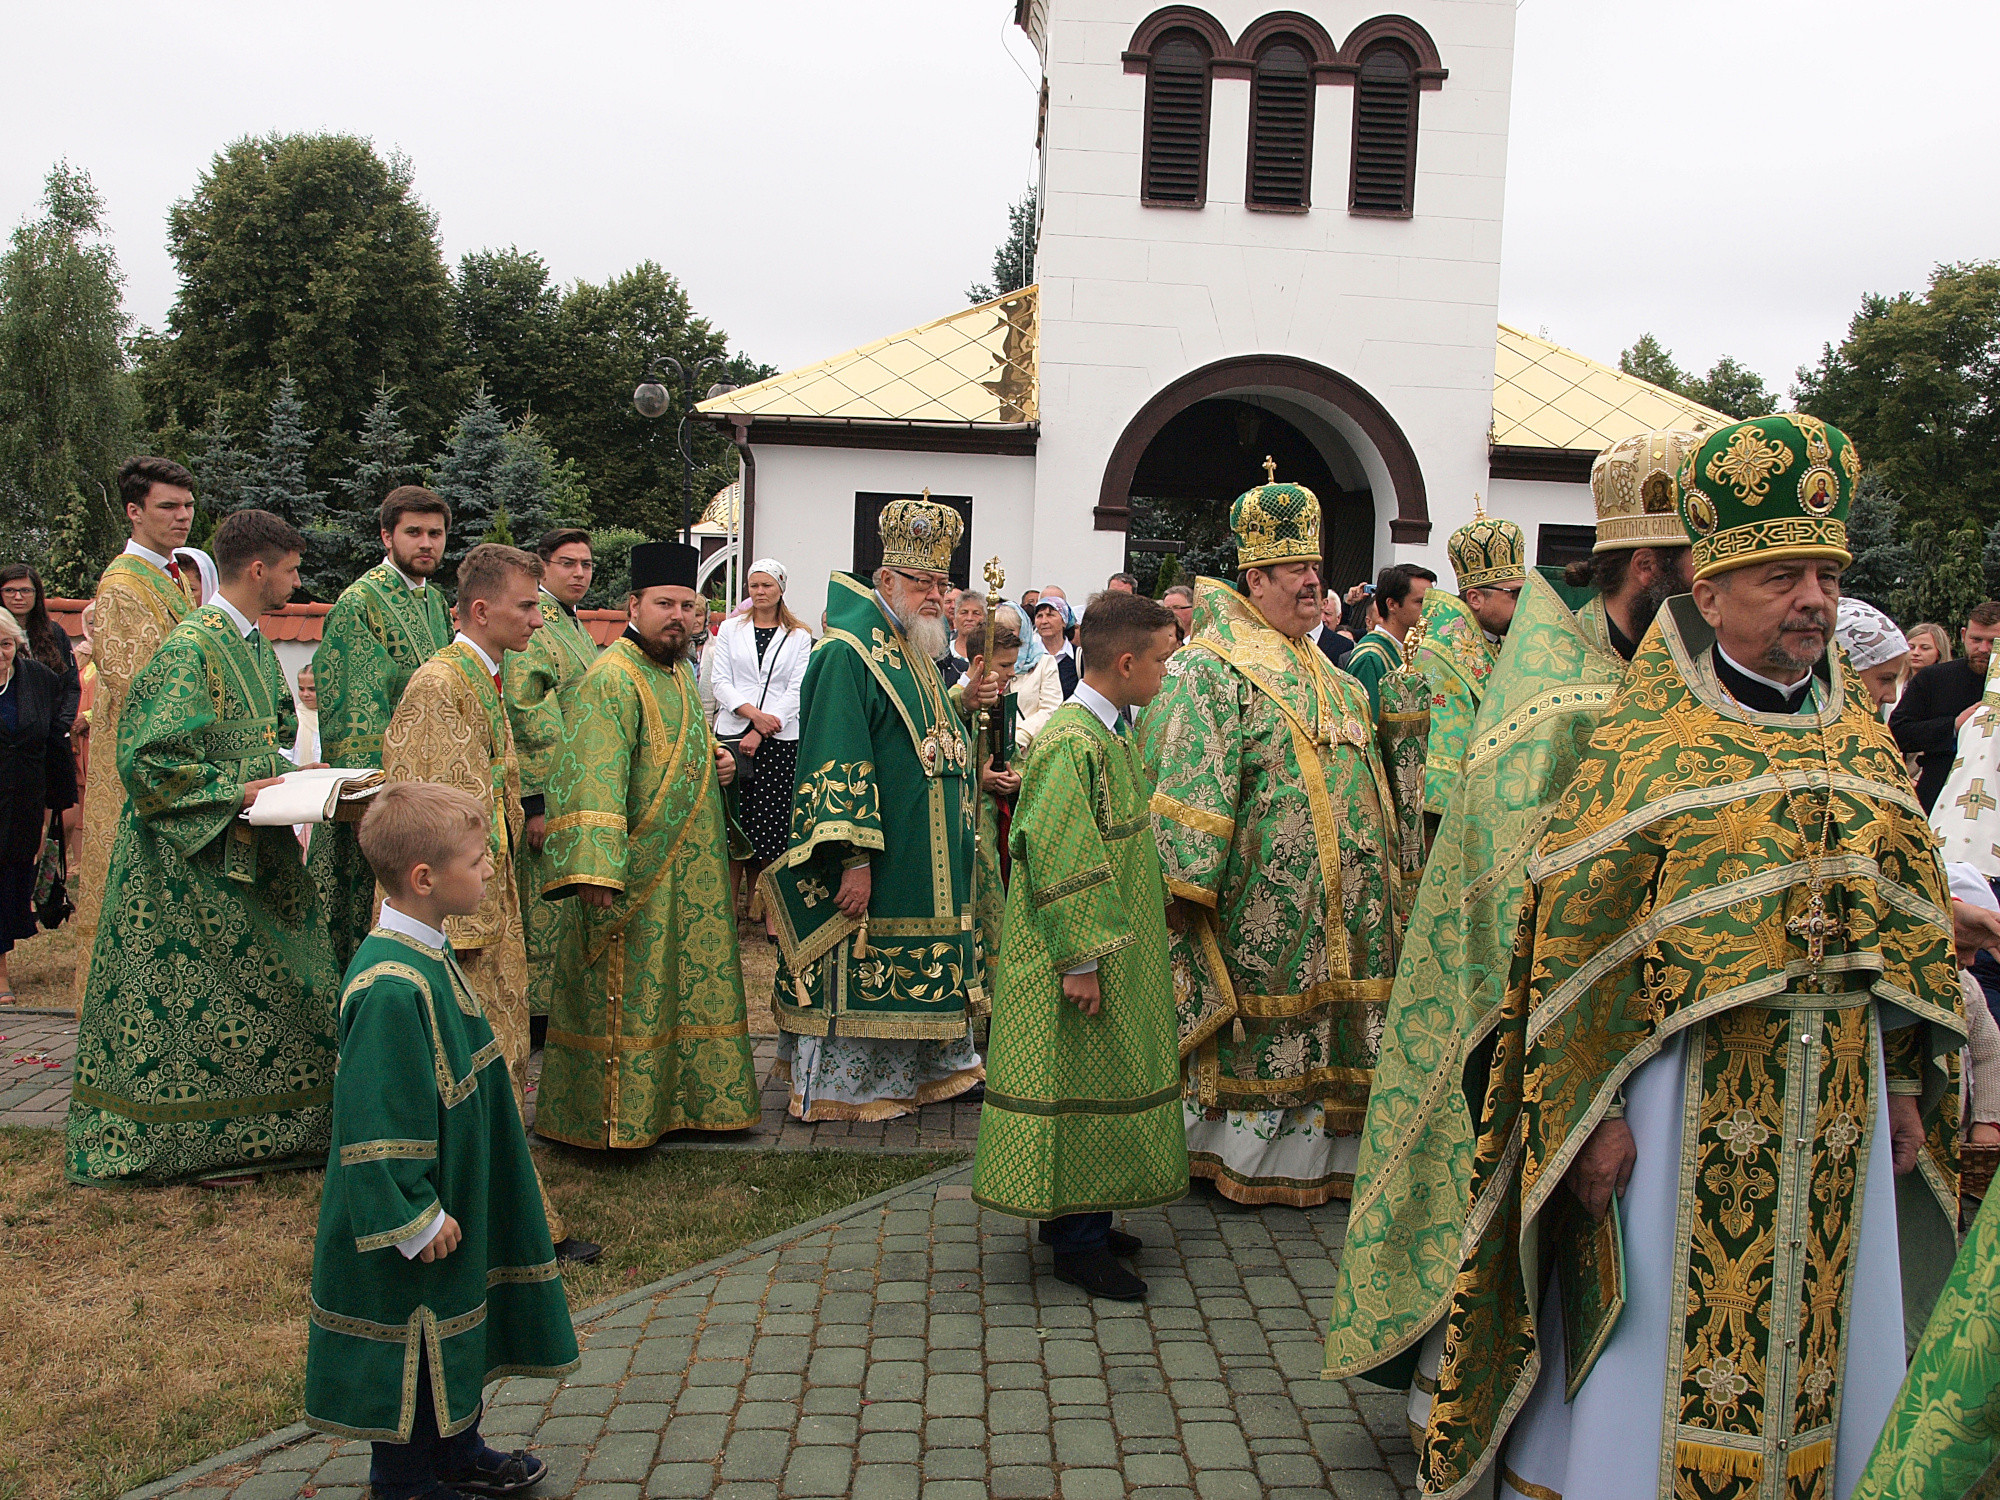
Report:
1263,455,1278,484
1473,491,1486,520
921,486,931,501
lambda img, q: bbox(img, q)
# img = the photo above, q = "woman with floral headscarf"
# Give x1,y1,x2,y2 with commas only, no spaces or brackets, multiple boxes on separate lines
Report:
1835,596,1911,713
1012,594,1077,746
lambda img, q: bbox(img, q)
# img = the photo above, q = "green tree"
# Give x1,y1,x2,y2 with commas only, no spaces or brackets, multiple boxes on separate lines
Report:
1842,476,1913,607
581,526,650,610
967,187,1037,303
1619,334,1775,419
540,262,742,539
327,383,420,583
431,386,509,568
134,133,455,492
453,248,562,427
188,397,254,517
1795,261,2000,538
0,162,137,594
239,375,340,594
1892,518,1988,628
493,412,589,548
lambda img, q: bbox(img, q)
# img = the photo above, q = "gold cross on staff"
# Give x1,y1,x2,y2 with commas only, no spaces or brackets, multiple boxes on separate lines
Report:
983,555,1006,600
1263,455,1278,484
1787,890,1846,971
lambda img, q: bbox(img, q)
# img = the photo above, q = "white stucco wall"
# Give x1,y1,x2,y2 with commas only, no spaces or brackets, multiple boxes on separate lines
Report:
742,445,1040,626
1486,475,1602,568
1032,0,1517,585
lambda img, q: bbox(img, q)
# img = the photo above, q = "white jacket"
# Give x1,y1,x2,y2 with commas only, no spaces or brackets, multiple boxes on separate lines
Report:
1013,651,1070,747
710,614,814,740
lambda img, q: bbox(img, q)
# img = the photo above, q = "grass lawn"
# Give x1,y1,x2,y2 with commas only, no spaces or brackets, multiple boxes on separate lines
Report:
6,920,79,1010
0,1128,960,1500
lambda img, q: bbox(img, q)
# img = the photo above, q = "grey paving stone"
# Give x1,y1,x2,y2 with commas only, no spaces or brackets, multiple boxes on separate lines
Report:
858,1431,922,1464
744,1373,805,1401
1110,1391,1178,1437
1056,1469,1126,1500
851,1463,921,1500
990,1432,1053,1467
1258,1452,1331,1487
987,1388,1050,1434
1048,1376,1109,1406
864,1361,926,1402
1128,1454,1194,1487
734,1400,801,1429
782,1446,854,1497
1184,1420,1255,1470
924,1416,987,1449
923,1371,986,1418
990,1465,1058,1498
646,1464,718,1498
926,1348,984,1375
920,1482,989,1500
861,1400,925,1433
803,1385,862,1416
796,1413,859,1447
605,1401,675,1432
672,1385,740,1415
719,1429,792,1483
573,1485,645,1500
1052,1417,1119,1468
550,1384,618,1416
1194,1474,1266,1500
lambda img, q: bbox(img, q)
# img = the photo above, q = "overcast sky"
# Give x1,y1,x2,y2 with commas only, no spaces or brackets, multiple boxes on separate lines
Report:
6,1,1996,396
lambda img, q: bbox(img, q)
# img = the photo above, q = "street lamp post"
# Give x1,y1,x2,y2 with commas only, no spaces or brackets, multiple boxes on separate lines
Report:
632,355,724,544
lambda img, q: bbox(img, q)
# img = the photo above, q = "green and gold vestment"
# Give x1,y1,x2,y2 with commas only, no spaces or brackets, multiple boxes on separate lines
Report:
1138,578,1404,1204
505,592,598,1018
305,928,577,1441
1412,590,1498,817
66,607,340,1186
310,563,453,970
1851,1182,2000,1500
973,702,1188,1219
1343,627,1404,717
1407,598,1963,1500
536,636,759,1147
1325,575,1627,1386
761,573,981,1041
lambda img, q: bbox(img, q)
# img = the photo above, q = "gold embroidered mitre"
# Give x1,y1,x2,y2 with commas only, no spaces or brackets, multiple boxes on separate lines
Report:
1230,459,1322,569
1446,499,1526,591
877,493,962,574
1677,413,1858,581
1590,428,1707,553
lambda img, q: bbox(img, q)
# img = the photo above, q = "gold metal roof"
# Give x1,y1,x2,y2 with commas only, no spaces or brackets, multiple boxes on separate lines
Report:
1492,322,1729,451
694,481,740,533
698,288,1038,426
704,292,1721,454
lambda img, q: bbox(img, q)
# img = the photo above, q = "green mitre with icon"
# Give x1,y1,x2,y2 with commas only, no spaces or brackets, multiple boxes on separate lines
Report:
1231,457,1322,568
1676,413,1858,580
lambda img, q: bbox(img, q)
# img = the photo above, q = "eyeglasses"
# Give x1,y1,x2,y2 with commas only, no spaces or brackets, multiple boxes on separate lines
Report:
1481,586,1524,599
889,569,947,597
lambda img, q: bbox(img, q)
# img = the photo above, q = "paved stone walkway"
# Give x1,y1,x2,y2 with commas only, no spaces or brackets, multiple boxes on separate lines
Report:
136,1163,1416,1500
0,1009,74,1127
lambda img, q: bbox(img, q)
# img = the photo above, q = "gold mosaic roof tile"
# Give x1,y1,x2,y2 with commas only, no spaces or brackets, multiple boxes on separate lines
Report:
698,288,1039,425
1493,322,1729,451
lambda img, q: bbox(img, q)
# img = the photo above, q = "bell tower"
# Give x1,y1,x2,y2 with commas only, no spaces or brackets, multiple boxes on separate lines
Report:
1016,0,1518,587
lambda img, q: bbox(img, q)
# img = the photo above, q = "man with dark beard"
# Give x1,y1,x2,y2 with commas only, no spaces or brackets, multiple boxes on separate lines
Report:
761,495,999,1121
1326,428,1707,1444
534,542,761,1147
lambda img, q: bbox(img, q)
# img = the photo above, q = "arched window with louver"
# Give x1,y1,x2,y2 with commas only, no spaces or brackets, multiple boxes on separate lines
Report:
1247,39,1314,211
1349,42,1418,216
1141,30,1212,207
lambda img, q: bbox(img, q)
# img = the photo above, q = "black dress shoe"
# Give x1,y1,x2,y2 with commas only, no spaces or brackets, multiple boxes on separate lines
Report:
553,1236,602,1265
440,1447,547,1497
1038,1224,1143,1259
957,1083,986,1104
1053,1249,1147,1301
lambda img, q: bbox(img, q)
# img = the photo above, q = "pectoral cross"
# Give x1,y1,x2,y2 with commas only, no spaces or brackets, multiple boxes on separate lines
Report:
1958,778,1999,818
1787,889,1846,971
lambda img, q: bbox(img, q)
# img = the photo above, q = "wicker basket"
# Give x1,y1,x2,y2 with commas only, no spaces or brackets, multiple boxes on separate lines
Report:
1962,1140,2000,1206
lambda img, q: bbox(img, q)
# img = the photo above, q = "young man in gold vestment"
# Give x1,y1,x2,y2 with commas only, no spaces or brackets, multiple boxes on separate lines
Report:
72,457,198,1006
382,543,596,1264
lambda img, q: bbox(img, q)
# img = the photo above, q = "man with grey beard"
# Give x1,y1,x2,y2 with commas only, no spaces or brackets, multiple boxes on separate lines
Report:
760,497,1001,1122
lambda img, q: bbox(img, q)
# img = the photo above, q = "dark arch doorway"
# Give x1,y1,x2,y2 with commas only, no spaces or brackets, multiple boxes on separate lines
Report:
1123,398,1377,593
1097,354,1431,593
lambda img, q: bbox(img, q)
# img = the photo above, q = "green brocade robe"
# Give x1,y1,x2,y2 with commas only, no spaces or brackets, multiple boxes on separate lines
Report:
310,564,453,969
536,637,759,1147
1851,1183,2000,1499
973,703,1188,1219
761,573,981,1041
304,929,578,1441
1413,590,1498,816
505,593,598,1018
1409,598,1964,1500
1342,627,1404,717
1138,579,1404,1131
66,608,341,1186
1324,576,1627,1381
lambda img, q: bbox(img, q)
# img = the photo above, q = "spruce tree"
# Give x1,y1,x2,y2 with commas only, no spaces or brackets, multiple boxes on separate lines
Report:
189,397,255,518
431,386,509,574
330,383,418,581
240,375,326,521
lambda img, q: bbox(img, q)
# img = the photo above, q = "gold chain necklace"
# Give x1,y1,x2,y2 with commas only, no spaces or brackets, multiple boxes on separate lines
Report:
1735,676,1846,971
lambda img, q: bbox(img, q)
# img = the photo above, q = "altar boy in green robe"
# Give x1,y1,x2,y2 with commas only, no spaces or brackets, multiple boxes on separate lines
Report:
973,590,1189,1302
305,781,577,1497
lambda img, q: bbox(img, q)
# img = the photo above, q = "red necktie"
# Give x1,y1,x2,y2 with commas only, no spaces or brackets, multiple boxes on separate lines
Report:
493,671,503,697
166,560,182,583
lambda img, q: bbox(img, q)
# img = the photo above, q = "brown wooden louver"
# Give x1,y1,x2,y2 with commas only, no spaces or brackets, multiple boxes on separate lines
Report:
1351,45,1417,215
1143,32,1209,205
1248,42,1313,209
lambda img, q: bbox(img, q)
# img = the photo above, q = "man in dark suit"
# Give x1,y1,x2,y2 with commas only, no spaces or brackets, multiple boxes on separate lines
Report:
1309,590,1353,667
1892,600,2000,812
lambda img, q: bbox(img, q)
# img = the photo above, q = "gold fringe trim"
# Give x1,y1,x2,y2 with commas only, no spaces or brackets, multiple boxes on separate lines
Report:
1675,1438,1763,1482
1500,1466,1562,1500
1787,1436,1833,1479
1190,1157,1355,1208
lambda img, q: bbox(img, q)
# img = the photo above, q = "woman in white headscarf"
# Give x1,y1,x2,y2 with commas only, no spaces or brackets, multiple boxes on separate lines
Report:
710,558,814,927
1835,596,1910,712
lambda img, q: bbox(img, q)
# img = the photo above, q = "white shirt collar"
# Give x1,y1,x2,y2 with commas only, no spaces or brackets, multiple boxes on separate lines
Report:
385,556,426,590
1051,640,1074,660
123,539,175,572
210,592,259,639
454,632,501,677
378,899,449,951
1717,645,1812,698
1071,680,1126,734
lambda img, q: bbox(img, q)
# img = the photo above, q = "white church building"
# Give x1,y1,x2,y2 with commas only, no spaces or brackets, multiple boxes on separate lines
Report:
698,0,1726,623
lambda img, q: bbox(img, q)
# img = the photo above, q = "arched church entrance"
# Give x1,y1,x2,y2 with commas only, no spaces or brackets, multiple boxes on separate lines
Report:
1094,355,1430,594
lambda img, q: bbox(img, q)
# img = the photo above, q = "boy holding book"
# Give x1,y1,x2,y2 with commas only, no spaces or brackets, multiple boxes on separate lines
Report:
972,590,1189,1301
304,782,577,1498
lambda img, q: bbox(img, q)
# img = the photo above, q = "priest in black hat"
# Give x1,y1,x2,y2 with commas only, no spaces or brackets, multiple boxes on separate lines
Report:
534,541,762,1146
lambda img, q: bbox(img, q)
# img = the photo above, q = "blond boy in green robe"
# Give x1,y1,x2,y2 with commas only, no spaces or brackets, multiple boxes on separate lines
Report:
974,591,1189,1302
